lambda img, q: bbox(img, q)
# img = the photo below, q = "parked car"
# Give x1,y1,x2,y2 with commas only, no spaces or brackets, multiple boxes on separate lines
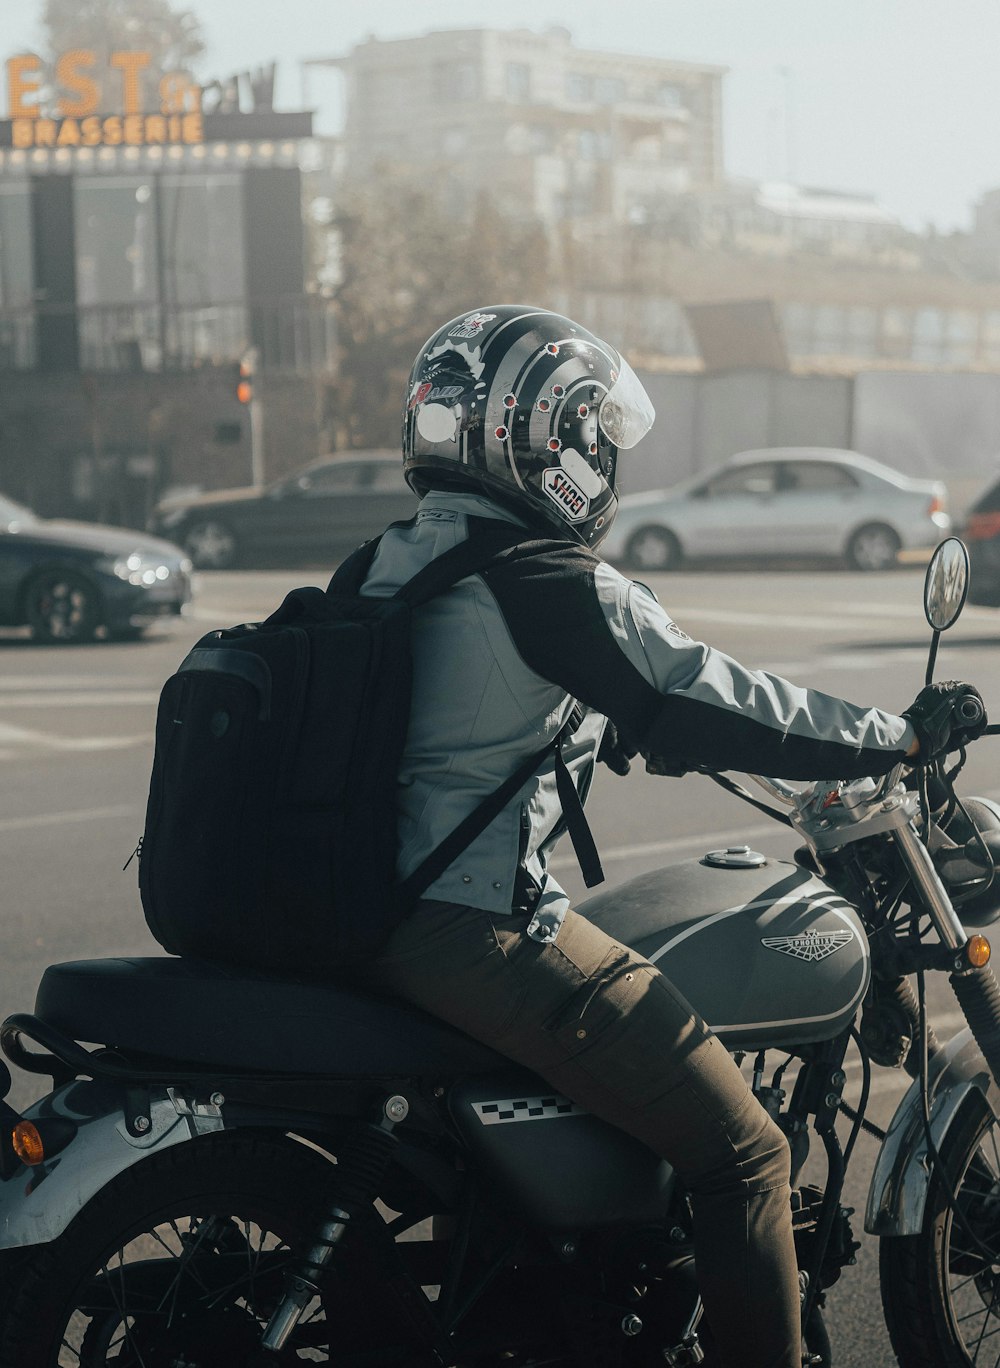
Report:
150,451,418,569
601,448,951,572
963,474,1000,605
0,492,192,643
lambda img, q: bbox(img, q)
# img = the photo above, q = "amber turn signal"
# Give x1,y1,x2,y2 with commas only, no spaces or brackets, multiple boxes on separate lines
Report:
966,935,992,968
11,1120,45,1166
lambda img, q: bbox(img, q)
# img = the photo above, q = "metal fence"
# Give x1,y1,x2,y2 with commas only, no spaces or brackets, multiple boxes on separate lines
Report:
0,296,337,374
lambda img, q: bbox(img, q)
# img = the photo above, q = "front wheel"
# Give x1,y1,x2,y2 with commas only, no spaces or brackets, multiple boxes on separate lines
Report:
880,1094,1000,1366
24,570,102,643
0,1133,348,1366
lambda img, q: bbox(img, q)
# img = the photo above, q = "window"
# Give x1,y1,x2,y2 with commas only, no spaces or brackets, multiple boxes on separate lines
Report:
455,63,477,99
159,174,245,306
529,124,554,153
566,71,593,102
75,178,158,306
506,62,531,101
0,184,33,308
702,464,778,497
657,82,685,109
594,76,626,104
578,129,599,159
779,462,858,492
295,462,367,494
368,462,409,491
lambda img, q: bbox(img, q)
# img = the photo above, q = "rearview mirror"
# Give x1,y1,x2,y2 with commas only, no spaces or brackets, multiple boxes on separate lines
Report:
924,537,970,633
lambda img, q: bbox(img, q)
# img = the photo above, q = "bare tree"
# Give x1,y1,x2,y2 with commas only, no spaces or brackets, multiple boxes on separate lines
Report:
329,183,552,449
42,0,204,109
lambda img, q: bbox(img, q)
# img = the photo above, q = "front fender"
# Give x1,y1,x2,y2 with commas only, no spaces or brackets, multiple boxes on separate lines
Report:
0,1080,196,1250
865,1027,1000,1237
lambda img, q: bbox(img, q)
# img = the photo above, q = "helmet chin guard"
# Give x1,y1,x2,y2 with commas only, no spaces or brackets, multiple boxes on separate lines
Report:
402,305,654,548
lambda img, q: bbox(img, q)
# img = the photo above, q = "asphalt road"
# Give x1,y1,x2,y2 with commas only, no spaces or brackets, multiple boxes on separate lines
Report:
2,561,1000,1365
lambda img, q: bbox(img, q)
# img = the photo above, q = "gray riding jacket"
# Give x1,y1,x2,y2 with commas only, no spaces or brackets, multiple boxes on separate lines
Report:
360,490,914,943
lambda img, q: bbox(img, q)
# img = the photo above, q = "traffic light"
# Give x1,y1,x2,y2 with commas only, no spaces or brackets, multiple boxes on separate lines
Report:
236,357,253,405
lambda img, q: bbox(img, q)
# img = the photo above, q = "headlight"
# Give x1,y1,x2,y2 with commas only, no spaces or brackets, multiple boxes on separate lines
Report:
101,554,176,587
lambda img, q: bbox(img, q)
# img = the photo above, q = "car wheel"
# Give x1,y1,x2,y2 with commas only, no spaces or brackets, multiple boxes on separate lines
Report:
24,570,102,644
183,519,238,569
846,523,901,572
625,526,683,572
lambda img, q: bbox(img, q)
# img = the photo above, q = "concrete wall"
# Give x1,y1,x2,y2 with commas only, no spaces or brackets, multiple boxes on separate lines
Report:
4,362,1000,526
631,366,1000,514
630,368,852,492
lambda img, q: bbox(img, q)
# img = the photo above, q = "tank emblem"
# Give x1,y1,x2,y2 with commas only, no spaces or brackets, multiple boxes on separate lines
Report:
760,928,855,962
473,1095,586,1125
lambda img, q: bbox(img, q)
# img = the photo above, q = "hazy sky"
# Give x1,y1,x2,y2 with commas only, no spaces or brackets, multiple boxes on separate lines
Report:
7,0,1000,233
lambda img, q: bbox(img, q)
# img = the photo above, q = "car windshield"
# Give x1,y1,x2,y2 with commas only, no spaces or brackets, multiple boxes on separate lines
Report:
0,492,35,528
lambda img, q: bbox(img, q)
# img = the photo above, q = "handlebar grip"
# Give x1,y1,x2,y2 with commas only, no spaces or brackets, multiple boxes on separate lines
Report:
957,695,986,727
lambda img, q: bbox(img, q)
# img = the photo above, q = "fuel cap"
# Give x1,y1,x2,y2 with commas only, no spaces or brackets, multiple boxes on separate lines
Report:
702,845,768,869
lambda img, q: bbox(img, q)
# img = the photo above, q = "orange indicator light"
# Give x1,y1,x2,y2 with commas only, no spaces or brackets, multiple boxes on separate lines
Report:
12,1120,45,1166
967,935,992,968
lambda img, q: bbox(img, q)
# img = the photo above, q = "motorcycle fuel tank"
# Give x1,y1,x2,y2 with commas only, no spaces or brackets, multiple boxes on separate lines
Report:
579,855,869,1052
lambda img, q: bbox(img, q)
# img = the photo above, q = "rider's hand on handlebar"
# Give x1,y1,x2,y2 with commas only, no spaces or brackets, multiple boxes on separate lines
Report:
903,681,988,761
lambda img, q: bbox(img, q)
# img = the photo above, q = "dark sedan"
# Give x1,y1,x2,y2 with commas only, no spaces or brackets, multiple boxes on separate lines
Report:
965,474,1000,606
0,493,192,643
149,451,418,569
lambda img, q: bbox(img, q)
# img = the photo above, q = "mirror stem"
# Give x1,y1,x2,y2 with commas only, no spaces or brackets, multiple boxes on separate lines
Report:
925,630,941,688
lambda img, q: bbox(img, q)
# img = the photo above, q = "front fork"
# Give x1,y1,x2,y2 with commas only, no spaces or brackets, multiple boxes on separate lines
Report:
892,816,1000,1087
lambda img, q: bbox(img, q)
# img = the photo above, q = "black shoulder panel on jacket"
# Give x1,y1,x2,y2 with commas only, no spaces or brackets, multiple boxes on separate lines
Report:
471,520,664,749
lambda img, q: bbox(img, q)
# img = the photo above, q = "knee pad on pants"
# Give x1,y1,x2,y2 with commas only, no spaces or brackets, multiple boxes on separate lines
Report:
689,1095,791,1199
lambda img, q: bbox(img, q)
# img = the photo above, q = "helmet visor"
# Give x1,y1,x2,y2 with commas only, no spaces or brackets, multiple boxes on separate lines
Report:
598,358,655,450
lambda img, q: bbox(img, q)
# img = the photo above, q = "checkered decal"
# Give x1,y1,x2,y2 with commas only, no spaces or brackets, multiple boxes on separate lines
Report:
473,1095,586,1125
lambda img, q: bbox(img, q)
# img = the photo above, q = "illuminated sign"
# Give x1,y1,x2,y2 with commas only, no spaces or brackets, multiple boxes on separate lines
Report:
5,50,203,148
1,52,311,154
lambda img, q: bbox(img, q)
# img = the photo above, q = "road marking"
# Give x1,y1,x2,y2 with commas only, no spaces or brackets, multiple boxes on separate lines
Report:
0,675,148,690
0,692,158,708
0,803,134,834
0,721,148,755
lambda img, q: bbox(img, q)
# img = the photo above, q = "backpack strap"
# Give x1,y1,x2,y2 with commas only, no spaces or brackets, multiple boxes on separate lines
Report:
333,518,605,904
398,702,604,907
326,518,525,603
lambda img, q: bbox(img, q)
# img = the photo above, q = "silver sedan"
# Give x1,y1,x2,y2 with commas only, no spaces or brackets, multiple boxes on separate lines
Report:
602,448,951,573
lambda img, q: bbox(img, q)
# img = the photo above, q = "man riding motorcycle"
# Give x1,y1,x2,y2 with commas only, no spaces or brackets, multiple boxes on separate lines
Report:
355,305,983,1368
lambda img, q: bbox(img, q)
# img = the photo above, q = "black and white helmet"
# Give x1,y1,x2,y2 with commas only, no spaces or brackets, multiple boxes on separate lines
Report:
402,305,654,548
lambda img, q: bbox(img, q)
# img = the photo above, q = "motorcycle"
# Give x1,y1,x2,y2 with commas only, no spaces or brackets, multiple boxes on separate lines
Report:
0,536,999,1366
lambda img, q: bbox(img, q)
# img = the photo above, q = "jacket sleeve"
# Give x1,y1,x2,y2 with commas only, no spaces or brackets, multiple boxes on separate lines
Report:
478,535,914,782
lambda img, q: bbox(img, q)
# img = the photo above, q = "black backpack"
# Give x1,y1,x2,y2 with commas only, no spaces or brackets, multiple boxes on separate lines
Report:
137,522,602,976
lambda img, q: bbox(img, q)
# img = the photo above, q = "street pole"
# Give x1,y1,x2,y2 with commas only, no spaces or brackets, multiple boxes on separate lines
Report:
249,393,264,487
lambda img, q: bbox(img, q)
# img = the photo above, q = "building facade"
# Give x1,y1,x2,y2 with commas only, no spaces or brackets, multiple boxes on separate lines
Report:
0,50,335,523
321,26,725,226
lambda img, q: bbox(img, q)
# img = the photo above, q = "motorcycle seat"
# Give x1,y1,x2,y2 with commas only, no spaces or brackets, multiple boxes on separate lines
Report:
33,957,509,1078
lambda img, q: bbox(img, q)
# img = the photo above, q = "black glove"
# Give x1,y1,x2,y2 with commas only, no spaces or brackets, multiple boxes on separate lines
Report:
597,722,636,776
902,681,987,761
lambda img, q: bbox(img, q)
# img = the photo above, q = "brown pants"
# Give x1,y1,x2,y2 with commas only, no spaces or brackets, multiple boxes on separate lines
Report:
363,899,802,1368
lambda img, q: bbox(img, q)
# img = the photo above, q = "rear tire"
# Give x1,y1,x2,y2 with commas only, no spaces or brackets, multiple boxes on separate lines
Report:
624,526,682,572
0,1133,345,1366
847,523,900,572
880,1095,1000,1366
